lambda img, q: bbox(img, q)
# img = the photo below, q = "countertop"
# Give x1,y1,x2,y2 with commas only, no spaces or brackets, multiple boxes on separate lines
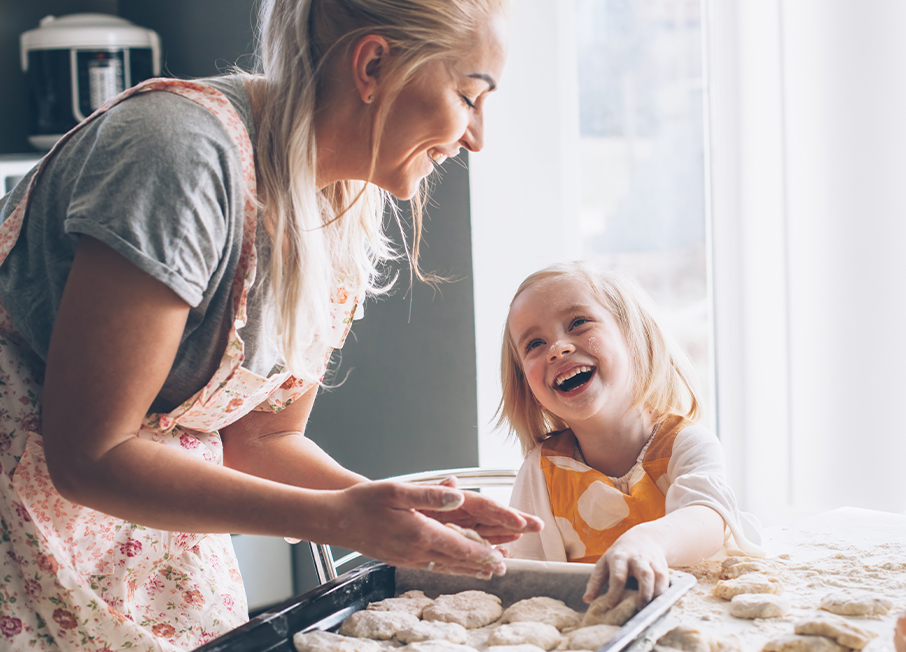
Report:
655,507,906,651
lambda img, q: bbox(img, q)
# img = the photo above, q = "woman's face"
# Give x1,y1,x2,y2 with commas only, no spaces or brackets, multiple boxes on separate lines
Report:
372,13,508,199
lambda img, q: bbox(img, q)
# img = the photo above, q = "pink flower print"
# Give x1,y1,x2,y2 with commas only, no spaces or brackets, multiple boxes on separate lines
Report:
17,396,30,406
23,578,41,597
19,413,40,433
183,589,205,606
280,376,299,390
52,608,78,630
0,616,22,638
144,574,164,595
229,567,242,583
334,287,349,303
36,552,59,573
179,433,200,449
14,502,31,522
151,622,176,638
225,397,243,413
0,432,10,453
119,539,142,558
221,594,235,611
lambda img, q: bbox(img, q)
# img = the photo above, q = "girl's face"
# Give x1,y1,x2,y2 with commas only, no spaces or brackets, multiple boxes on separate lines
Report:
508,276,637,428
371,13,508,199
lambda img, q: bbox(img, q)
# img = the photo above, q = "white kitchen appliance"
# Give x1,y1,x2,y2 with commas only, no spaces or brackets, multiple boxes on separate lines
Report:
20,14,161,151
0,154,43,196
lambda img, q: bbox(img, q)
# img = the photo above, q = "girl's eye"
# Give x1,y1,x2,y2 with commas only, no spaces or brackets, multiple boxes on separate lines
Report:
461,94,477,109
570,318,589,330
525,339,543,353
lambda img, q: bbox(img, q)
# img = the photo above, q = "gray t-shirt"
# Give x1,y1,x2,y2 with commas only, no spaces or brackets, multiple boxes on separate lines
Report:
0,76,280,413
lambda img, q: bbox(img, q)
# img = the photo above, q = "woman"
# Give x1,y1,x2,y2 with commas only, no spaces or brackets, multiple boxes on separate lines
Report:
0,0,539,649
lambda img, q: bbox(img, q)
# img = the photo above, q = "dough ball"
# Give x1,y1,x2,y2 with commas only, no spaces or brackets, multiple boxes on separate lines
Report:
581,591,639,627
487,622,562,650
445,522,491,545
338,610,419,639
293,630,383,652
720,560,776,580
400,642,479,652
422,590,503,629
713,573,783,600
656,626,715,652
561,624,622,650
486,646,547,652
396,620,470,645
761,634,849,652
794,614,878,650
500,596,581,630
729,594,791,619
819,591,893,616
367,589,435,617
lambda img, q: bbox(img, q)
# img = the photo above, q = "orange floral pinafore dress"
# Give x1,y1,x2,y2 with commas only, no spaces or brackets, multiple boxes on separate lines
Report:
540,414,690,564
0,79,361,651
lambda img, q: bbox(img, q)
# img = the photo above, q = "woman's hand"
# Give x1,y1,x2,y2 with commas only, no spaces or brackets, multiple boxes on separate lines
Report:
584,526,670,608
418,476,544,545
330,480,509,578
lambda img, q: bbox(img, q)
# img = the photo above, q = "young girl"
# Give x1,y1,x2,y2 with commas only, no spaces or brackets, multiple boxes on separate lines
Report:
497,262,764,608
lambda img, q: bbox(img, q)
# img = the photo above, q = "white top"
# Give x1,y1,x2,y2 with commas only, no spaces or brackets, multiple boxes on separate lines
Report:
507,424,766,562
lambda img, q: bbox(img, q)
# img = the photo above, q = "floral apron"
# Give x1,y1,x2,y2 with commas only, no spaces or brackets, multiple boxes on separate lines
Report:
540,414,689,564
0,79,361,651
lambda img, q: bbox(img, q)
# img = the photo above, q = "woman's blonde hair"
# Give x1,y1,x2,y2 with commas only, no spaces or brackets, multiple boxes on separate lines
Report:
246,0,506,381
497,261,702,456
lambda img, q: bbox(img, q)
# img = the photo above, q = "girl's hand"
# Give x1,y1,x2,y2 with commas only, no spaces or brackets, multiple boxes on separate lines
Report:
583,526,670,608
418,476,544,545
332,480,510,578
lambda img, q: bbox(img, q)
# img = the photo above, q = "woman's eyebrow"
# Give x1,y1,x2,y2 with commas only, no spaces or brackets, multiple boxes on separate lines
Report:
469,73,497,91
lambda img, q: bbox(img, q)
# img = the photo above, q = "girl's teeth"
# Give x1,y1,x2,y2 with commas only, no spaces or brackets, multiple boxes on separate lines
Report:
429,149,446,165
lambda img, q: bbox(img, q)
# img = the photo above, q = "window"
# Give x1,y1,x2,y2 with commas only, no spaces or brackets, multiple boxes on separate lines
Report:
575,0,713,427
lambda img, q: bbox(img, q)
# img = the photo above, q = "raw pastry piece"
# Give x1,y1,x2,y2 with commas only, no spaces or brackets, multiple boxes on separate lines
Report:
367,589,435,617
396,620,470,644
581,591,639,627
560,624,622,650
423,590,503,629
400,642,479,652
819,591,892,616
500,596,581,630
293,630,383,652
729,594,791,619
713,573,783,600
794,614,878,650
338,609,419,639
896,612,906,652
761,634,848,652
487,622,562,650
446,522,491,545
720,560,775,580
486,646,547,652
656,626,715,652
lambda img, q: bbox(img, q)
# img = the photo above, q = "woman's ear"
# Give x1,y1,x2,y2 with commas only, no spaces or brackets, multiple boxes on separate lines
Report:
351,34,390,104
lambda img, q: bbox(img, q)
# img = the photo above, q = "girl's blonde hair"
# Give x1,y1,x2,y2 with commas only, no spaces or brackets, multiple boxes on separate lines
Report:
246,0,506,381
497,261,702,456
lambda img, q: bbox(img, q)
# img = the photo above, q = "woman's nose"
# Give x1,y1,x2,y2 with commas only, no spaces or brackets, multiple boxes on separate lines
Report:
460,112,485,153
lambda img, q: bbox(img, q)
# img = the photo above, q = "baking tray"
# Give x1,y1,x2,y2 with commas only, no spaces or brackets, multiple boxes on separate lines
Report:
194,559,697,652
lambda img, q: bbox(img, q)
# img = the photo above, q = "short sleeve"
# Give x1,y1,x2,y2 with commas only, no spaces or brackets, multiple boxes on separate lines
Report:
508,446,568,562
63,90,238,307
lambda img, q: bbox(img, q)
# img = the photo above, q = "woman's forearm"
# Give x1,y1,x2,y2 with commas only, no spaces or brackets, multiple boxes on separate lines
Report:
62,433,349,540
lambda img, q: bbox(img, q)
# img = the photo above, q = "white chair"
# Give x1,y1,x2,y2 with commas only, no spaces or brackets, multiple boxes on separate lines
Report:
308,467,519,585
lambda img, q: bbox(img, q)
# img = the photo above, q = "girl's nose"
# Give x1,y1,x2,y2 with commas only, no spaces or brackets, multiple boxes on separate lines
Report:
548,340,575,361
